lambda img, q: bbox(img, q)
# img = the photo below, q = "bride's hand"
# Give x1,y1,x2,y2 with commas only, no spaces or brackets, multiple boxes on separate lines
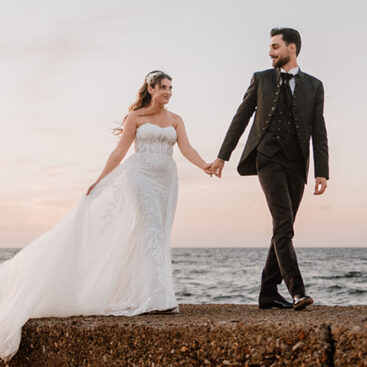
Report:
86,181,99,196
202,163,213,177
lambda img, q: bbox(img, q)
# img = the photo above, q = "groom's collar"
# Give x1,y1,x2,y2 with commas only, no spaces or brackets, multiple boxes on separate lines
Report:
280,66,299,76
275,66,303,81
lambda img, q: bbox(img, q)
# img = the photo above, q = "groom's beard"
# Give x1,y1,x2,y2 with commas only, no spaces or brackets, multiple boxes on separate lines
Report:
272,55,290,68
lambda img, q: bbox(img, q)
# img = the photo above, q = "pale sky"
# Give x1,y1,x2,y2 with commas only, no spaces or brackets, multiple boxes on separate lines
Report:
1,0,366,248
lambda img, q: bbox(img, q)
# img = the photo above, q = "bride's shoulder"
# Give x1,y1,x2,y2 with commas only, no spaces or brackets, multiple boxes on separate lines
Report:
125,110,145,123
121,111,141,131
126,110,142,119
166,111,183,127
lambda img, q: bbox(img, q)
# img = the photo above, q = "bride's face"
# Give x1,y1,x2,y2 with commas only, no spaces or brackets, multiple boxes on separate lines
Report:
149,78,172,105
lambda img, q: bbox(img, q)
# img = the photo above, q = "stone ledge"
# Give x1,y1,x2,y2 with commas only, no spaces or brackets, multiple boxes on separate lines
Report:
1,304,366,366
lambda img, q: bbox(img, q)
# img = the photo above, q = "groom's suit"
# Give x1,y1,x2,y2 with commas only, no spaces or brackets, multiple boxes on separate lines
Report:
217,66,329,300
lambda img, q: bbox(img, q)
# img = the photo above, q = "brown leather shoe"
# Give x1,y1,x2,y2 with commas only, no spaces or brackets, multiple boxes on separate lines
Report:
293,295,314,310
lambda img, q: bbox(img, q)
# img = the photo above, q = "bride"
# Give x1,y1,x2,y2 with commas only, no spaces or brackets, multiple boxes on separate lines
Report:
0,70,212,361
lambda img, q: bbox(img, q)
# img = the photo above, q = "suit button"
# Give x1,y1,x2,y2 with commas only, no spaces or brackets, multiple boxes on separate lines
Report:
276,136,280,139
280,111,283,115
268,113,271,117
265,121,269,124
275,91,279,96
262,127,266,131
272,106,276,111
288,121,291,125
277,84,280,88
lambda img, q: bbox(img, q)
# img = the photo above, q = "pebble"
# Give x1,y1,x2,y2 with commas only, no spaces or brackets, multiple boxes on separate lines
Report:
292,341,305,352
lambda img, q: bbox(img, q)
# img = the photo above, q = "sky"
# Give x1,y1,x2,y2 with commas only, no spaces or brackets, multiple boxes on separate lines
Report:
0,0,366,248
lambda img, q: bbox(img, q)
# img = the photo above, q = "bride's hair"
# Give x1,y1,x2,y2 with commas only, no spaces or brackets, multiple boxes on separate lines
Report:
112,70,172,136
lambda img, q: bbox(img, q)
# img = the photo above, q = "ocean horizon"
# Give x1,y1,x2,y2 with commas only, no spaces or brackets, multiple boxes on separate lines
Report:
1,247,366,306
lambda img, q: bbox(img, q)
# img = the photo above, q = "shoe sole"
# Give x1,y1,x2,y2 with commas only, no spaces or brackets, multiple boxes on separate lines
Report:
143,306,180,315
293,298,314,311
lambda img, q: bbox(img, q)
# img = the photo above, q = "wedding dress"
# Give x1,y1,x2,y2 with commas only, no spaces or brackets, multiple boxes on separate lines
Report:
0,122,179,361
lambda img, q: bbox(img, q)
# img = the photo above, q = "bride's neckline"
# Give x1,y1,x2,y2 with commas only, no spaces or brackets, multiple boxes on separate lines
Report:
137,122,176,132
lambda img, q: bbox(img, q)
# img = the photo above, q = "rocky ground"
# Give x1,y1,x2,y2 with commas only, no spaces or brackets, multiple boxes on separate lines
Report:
1,304,366,366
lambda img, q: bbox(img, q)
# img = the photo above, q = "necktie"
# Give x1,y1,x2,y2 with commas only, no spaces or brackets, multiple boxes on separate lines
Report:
280,72,294,109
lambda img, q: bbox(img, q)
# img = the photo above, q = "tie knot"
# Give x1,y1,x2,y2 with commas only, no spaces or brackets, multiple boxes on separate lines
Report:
281,72,294,83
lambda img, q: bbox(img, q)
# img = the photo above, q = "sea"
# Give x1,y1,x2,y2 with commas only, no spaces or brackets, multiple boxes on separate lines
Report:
1,247,366,306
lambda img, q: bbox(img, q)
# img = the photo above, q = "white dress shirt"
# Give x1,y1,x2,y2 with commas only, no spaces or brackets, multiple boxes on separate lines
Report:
280,66,299,95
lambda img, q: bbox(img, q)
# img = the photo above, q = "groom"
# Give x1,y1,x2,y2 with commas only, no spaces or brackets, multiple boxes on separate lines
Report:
211,28,329,310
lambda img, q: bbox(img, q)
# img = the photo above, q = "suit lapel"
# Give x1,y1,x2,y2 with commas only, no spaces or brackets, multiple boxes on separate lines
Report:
294,68,313,115
294,68,312,99
265,68,281,107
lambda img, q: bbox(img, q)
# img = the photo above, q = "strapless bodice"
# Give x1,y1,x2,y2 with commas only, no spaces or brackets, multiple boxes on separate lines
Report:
134,123,177,156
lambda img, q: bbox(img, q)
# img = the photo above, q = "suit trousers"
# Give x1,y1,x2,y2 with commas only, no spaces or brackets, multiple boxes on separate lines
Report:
255,149,306,299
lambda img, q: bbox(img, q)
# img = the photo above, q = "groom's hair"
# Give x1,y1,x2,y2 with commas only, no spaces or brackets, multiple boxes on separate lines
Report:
270,28,301,56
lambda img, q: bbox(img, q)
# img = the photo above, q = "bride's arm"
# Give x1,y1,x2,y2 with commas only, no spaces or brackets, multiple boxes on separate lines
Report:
86,117,137,195
176,116,211,174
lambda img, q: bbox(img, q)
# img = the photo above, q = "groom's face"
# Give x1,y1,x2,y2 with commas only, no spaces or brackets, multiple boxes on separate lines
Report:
269,34,291,68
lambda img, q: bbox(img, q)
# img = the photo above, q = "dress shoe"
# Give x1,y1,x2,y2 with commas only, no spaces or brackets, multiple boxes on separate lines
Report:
293,295,314,310
142,306,180,315
259,294,293,309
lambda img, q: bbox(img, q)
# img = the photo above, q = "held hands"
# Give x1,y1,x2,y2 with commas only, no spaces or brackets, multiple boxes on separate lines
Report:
209,158,225,178
202,162,213,176
314,177,327,195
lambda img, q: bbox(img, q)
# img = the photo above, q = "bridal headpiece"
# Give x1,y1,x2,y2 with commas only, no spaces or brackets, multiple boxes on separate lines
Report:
146,71,163,84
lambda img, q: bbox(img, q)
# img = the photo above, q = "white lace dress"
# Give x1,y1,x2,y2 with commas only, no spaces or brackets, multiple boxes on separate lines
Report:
0,123,179,361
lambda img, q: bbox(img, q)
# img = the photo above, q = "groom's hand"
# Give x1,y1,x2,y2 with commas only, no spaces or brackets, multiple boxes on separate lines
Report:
211,158,225,178
314,177,327,195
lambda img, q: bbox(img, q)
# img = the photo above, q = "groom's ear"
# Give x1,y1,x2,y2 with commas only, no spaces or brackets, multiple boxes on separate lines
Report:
289,43,297,55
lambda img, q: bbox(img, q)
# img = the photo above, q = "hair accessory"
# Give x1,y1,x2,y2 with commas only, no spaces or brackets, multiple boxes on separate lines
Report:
146,71,163,84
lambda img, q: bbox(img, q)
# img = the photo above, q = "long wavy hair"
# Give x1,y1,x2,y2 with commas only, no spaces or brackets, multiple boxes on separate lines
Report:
112,70,172,136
